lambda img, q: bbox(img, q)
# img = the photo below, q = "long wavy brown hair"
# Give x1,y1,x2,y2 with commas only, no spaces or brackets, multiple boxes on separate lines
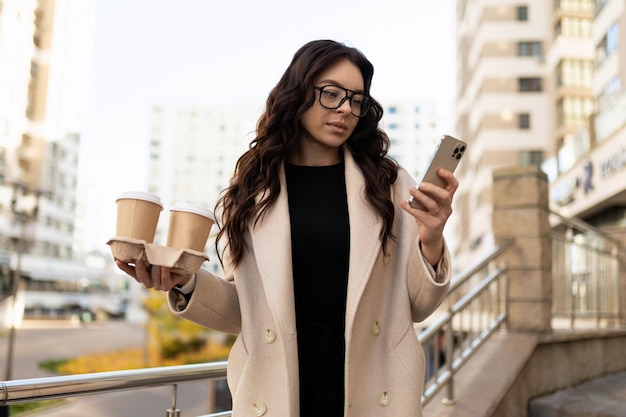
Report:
215,39,398,267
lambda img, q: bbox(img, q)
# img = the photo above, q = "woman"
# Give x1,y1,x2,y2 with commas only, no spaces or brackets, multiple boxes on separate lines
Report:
117,39,457,417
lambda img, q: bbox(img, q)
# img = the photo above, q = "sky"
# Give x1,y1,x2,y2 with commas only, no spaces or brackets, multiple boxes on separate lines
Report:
79,0,457,252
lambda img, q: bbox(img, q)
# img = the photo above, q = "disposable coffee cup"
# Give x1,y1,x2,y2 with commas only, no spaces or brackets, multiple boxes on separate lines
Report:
115,191,163,243
166,201,215,252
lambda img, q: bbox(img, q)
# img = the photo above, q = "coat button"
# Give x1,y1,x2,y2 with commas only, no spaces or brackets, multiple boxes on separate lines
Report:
377,391,391,406
252,401,267,416
262,329,276,344
372,321,380,336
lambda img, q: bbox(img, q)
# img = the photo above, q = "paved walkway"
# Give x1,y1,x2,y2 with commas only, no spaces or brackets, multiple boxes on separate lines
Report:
423,332,539,417
529,371,626,417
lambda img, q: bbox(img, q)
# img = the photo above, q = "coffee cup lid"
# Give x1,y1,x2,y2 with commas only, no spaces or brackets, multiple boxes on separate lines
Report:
171,201,215,220
116,191,163,208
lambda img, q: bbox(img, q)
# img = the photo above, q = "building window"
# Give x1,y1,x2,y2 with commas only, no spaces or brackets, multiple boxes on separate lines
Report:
519,113,530,129
518,41,542,59
556,96,594,128
557,0,594,13
517,6,528,21
555,17,592,39
519,77,543,92
556,133,584,173
519,150,543,166
596,76,621,111
596,22,619,66
556,59,594,88
388,106,397,114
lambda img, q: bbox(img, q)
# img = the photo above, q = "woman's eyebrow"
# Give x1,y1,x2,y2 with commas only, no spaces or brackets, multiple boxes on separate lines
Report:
316,79,365,94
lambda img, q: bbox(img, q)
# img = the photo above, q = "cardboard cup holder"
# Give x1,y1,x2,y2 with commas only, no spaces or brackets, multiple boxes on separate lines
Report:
107,236,209,276
111,194,213,276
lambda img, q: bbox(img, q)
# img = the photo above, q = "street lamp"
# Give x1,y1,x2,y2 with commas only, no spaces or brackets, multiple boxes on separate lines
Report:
1,180,44,417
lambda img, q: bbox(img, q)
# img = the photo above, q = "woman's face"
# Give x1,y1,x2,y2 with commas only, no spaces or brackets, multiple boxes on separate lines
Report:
293,58,365,165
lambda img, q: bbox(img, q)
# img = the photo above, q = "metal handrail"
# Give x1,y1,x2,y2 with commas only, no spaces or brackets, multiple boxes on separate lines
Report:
0,362,227,404
448,241,512,293
549,210,622,327
419,254,509,406
549,209,625,249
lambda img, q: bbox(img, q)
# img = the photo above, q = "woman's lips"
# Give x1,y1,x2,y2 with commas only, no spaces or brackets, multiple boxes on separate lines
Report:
328,121,348,132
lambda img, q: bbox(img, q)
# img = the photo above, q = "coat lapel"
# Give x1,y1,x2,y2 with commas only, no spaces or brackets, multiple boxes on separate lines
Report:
248,164,297,336
343,150,383,331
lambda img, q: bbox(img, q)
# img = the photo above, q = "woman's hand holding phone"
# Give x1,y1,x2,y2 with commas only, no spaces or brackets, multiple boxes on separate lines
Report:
409,135,466,210
401,134,466,266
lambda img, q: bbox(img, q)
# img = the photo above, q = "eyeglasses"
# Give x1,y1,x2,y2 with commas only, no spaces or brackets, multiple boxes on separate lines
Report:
313,85,371,118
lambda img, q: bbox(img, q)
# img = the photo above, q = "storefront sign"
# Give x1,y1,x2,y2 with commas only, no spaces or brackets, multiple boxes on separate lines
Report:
600,147,626,179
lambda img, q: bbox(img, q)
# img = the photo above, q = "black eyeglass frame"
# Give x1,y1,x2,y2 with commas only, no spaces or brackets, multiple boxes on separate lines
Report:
313,85,372,118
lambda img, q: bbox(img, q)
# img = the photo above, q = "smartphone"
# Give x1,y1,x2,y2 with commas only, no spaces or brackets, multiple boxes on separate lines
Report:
409,134,467,210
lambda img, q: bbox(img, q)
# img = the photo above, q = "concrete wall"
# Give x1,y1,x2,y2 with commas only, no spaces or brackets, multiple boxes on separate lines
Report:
492,330,626,417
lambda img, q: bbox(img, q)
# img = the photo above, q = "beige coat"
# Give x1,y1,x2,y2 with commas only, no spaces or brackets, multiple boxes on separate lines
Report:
168,150,451,417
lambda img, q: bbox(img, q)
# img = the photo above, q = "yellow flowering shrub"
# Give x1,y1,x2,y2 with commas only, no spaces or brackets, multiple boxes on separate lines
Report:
57,289,233,374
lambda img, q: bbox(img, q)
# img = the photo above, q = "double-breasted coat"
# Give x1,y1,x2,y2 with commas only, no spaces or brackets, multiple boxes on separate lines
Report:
168,149,451,417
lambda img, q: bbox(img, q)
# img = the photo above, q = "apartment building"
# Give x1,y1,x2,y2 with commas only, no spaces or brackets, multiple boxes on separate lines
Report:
26,0,96,262
0,0,110,323
0,0,37,180
550,0,626,226
454,0,598,265
0,0,96,257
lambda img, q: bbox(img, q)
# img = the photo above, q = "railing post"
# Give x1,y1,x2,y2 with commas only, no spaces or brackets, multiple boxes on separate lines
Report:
165,384,180,417
595,249,601,327
602,226,626,327
565,227,575,328
442,315,457,405
502,262,510,331
612,246,622,325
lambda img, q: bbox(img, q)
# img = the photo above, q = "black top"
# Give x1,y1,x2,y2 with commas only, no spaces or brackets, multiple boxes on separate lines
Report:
285,161,350,417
